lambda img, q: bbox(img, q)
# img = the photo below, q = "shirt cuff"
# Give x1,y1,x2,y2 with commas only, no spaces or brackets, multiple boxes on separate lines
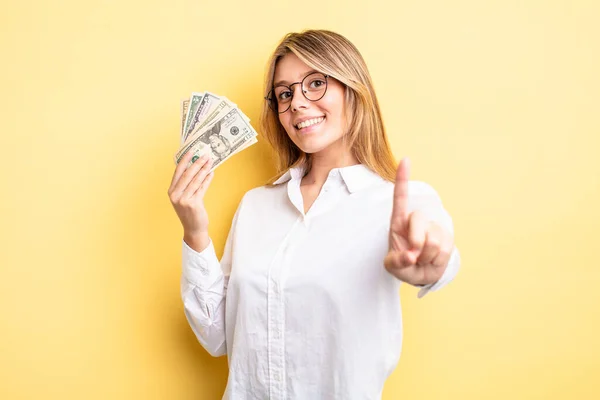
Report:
182,239,221,288
417,247,461,299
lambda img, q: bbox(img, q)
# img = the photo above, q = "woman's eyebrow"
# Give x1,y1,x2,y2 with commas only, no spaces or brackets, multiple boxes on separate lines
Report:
273,70,318,87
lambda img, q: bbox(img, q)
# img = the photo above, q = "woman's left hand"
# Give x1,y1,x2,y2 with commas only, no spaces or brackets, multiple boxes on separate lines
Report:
384,158,455,286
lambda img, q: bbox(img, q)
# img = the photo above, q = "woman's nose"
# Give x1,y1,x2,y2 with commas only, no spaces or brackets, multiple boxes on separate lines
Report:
289,84,309,112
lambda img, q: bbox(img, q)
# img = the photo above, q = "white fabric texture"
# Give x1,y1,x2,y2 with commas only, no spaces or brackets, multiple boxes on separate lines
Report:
181,163,460,399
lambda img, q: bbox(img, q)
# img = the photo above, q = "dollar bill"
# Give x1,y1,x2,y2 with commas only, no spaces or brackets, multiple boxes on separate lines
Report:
182,92,220,144
180,99,190,143
196,92,221,119
182,95,250,146
199,135,257,172
174,108,258,170
183,92,204,136
184,99,233,145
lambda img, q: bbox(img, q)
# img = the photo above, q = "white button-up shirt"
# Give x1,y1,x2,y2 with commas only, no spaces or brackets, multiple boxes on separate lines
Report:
181,164,460,399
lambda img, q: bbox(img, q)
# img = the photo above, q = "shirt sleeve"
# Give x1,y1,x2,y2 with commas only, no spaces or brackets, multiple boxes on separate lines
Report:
180,198,242,357
409,181,461,299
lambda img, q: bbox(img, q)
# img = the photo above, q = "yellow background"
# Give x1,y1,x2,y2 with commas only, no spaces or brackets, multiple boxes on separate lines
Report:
1,0,598,398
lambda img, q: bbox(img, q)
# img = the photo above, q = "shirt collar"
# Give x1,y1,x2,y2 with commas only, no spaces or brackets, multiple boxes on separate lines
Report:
273,163,384,193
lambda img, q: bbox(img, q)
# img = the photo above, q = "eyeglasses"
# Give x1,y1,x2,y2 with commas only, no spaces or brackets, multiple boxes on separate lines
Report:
265,72,330,114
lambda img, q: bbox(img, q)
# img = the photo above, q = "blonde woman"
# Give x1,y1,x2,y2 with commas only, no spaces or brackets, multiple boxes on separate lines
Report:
168,30,461,400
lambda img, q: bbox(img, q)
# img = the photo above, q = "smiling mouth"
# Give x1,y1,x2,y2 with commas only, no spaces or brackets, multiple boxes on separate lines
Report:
295,116,325,130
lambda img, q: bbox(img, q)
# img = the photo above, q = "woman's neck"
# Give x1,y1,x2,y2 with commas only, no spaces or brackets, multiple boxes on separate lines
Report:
301,147,359,187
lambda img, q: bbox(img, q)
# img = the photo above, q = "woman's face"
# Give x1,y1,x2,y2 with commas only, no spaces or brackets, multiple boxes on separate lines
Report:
273,53,347,155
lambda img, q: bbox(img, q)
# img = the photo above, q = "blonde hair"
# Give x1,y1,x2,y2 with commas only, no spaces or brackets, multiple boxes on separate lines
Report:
260,29,397,183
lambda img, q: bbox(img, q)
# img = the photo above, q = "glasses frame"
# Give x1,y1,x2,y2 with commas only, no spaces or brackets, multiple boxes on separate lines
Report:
265,72,330,114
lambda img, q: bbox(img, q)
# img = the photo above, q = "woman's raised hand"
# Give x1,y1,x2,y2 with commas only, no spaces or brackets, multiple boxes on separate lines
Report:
384,158,454,286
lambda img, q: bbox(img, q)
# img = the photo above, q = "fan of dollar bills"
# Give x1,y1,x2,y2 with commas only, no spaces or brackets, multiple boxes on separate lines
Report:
175,92,258,170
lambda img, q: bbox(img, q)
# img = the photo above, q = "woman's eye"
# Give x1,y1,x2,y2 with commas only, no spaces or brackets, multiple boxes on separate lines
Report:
309,79,325,88
278,91,292,100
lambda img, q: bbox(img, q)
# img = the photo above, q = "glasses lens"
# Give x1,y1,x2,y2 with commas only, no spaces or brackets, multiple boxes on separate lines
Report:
272,85,293,113
303,72,328,101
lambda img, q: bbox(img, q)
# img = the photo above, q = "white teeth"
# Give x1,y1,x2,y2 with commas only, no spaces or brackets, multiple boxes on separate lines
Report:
297,117,324,129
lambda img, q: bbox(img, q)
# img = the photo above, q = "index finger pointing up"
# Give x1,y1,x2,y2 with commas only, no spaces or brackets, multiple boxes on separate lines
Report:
391,157,410,229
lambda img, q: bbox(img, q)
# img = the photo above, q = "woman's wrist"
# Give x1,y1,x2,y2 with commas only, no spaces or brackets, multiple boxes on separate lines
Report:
183,231,211,253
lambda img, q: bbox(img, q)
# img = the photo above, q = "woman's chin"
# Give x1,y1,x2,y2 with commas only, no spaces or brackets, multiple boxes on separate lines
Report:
295,133,349,156
296,141,331,155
